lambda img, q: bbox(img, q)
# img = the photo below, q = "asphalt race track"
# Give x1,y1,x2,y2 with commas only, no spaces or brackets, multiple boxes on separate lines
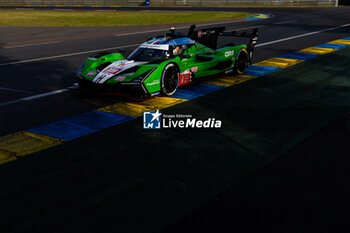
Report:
1,6,350,233
0,7,350,135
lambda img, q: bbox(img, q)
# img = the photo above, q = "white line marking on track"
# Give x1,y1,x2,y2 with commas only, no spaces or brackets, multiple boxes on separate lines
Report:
256,23,350,47
0,88,69,107
0,43,140,66
22,88,69,100
229,19,295,31
2,23,347,67
0,86,33,94
3,41,61,49
114,19,259,37
115,28,173,37
1,22,347,68
0,17,268,50
273,20,298,25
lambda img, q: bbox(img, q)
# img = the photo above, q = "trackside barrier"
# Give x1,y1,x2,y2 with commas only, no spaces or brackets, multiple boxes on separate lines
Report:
0,0,338,7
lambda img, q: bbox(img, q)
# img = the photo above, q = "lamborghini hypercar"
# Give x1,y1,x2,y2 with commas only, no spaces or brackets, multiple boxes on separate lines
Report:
76,25,258,99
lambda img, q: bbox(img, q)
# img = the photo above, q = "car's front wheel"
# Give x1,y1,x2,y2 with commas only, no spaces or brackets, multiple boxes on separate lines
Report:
234,48,249,75
161,63,179,96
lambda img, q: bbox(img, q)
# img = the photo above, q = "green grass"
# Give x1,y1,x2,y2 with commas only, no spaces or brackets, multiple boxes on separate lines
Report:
0,10,255,27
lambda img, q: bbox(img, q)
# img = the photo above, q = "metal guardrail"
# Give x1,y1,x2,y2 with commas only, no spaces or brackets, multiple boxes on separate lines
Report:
0,0,338,6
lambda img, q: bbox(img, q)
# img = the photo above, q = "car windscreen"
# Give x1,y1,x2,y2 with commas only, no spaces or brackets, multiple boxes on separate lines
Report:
128,47,169,61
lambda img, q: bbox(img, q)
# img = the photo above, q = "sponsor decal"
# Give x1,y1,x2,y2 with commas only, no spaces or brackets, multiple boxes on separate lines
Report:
251,36,258,44
86,71,96,77
92,60,147,84
103,67,123,75
200,30,216,36
191,66,198,73
143,110,162,129
151,91,160,96
198,30,202,38
115,76,126,81
179,70,191,86
143,110,222,129
225,50,235,57
146,79,160,86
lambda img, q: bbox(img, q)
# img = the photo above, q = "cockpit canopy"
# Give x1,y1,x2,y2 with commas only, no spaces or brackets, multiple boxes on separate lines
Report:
127,37,195,61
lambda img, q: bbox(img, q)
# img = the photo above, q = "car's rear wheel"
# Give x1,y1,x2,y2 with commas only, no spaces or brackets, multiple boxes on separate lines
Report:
161,63,179,96
234,49,249,75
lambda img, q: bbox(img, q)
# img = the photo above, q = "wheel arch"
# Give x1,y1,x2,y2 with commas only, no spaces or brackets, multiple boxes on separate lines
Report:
160,62,180,96
234,48,249,75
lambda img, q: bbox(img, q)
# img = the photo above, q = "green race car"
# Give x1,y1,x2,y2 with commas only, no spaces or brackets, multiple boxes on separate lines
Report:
76,25,258,99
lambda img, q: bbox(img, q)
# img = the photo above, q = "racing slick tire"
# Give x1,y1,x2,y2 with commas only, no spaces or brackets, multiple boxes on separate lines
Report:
161,63,179,96
234,48,249,75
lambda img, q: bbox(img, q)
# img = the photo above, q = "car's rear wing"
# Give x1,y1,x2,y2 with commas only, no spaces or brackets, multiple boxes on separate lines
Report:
188,25,225,50
188,25,258,51
220,28,258,47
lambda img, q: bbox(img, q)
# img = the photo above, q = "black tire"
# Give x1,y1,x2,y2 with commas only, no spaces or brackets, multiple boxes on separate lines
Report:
161,63,179,96
234,49,249,75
